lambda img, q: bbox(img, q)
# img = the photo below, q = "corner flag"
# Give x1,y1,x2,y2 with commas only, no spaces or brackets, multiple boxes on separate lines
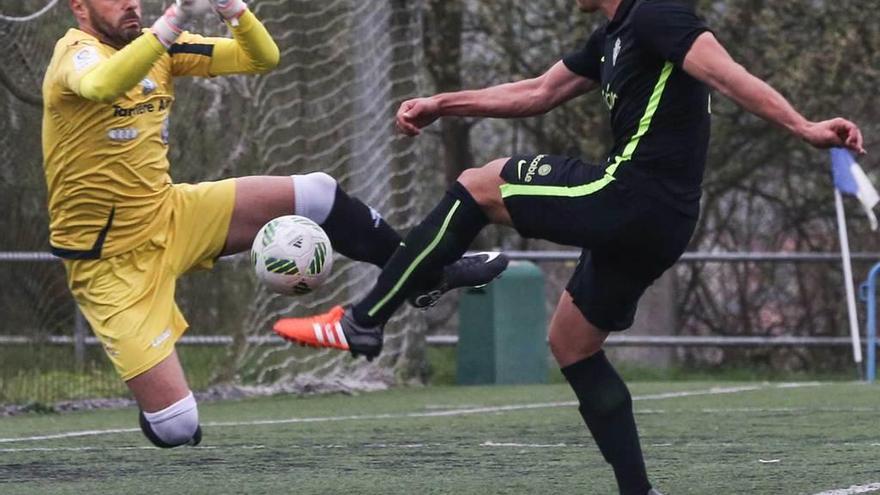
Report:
830,147,876,375
831,148,879,230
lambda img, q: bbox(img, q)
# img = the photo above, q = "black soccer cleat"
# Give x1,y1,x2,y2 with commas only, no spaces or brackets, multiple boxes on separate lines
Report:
189,425,202,446
408,251,509,309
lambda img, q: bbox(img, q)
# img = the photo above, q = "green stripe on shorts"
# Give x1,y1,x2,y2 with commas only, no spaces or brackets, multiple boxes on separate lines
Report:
500,61,674,200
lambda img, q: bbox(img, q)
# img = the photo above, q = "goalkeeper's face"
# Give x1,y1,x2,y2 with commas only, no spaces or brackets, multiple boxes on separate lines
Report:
72,0,143,48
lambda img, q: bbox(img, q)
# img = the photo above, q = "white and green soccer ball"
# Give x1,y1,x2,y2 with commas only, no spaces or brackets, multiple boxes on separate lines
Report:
251,215,334,296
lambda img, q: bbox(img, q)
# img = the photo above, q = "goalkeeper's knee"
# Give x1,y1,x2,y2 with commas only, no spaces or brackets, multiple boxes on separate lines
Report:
138,392,202,448
292,172,337,223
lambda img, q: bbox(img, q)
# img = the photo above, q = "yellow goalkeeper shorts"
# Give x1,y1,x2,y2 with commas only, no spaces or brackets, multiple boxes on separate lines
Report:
64,179,236,381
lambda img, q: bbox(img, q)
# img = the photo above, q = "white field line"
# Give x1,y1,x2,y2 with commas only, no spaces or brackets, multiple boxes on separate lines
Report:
6,440,880,458
481,441,569,448
0,445,266,453
0,383,822,444
8,438,876,455
636,407,880,415
812,482,880,495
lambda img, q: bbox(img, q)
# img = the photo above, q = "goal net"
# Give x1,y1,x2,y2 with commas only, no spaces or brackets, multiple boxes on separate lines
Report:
0,0,433,405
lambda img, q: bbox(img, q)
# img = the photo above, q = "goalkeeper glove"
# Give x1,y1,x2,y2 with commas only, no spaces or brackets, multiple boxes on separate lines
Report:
151,1,201,48
212,0,247,26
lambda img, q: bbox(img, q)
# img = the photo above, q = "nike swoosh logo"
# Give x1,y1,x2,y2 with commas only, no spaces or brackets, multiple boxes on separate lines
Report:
474,251,502,263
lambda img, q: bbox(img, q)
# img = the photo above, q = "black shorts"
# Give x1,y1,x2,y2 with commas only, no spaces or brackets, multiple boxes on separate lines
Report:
500,154,697,331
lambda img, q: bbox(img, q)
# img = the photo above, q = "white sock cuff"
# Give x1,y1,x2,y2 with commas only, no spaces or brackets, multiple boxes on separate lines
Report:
293,172,338,224
143,391,196,423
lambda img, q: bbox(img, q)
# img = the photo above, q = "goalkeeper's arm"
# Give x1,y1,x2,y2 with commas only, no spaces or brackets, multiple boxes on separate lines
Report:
76,4,192,103
208,1,280,75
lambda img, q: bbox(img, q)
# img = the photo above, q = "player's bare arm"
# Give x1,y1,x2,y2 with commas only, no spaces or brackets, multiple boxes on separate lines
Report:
683,31,865,155
396,61,598,136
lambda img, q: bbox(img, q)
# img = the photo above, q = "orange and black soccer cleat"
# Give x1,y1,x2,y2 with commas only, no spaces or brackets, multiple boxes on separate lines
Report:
273,305,383,360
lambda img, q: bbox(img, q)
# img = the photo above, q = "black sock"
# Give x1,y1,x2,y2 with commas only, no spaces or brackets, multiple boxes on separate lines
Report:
561,351,651,495
320,186,401,268
352,182,488,326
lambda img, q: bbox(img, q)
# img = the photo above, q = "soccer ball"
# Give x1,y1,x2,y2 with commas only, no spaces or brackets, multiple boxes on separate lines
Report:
251,215,334,296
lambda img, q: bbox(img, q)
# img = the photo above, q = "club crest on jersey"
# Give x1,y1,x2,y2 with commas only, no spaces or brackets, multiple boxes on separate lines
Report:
73,45,100,72
141,77,157,95
613,38,622,66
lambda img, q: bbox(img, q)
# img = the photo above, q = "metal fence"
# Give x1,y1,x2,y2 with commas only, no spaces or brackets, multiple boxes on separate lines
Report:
4,250,880,355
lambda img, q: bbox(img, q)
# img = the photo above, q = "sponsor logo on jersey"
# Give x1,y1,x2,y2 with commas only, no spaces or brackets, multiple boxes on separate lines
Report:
112,98,170,118
613,37,622,66
142,77,157,95
161,116,170,145
602,84,618,111
107,127,139,141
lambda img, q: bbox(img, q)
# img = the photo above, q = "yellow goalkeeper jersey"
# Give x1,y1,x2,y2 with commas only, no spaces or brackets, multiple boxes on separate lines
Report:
42,12,278,259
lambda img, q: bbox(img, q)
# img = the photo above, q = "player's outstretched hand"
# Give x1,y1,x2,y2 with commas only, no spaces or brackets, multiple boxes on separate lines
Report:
212,0,247,23
396,98,440,137
801,118,866,155
152,3,192,48
177,0,220,19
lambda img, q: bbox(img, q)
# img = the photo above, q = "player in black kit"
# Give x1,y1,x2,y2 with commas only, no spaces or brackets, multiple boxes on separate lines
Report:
275,0,865,493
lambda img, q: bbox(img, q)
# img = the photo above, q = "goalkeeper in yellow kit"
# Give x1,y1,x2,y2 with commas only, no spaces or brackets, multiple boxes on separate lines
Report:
43,0,506,448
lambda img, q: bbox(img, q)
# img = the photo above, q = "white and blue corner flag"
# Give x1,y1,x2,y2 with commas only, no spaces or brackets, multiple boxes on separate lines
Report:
831,148,879,230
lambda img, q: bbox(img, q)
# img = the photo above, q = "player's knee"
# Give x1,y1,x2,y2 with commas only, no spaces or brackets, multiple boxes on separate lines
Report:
548,330,567,362
456,159,507,206
138,392,202,448
456,161,496,190
549,328,604,366
296,171,337,193
293,172,338,224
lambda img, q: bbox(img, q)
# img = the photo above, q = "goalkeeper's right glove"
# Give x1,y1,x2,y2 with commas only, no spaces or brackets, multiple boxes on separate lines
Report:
151,1,199,49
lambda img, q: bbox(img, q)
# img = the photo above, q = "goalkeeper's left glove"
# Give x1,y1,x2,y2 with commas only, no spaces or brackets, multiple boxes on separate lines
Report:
212,0,247,25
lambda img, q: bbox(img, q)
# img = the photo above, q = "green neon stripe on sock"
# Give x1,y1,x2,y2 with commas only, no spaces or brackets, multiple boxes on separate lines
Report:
368,200,462,317
501,62,674,200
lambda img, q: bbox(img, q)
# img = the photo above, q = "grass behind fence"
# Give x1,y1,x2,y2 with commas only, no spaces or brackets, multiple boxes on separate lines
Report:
0,346,226,405
1,344,860,406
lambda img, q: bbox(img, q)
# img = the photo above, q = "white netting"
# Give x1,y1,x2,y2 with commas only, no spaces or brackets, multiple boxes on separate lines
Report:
0,0,432,403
